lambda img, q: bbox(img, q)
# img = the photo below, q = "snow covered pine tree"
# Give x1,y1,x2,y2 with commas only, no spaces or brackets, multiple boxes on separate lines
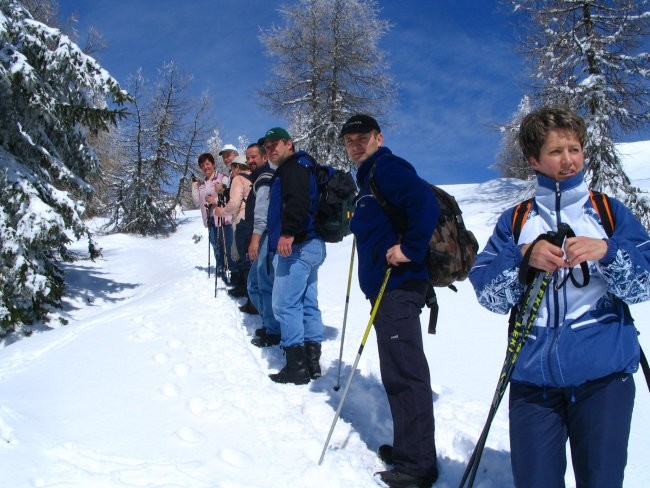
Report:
0,0,129,335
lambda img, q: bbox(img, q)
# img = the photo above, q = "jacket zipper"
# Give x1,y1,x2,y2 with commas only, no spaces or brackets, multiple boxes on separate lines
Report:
549,181,566,384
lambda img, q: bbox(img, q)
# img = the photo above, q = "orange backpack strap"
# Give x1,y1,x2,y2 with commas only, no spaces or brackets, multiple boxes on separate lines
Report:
512,192,615,241
511,198,533,243
588,190,614,237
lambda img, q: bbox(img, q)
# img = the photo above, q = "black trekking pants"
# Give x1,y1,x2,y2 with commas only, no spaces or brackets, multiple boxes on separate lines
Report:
373,281,438,479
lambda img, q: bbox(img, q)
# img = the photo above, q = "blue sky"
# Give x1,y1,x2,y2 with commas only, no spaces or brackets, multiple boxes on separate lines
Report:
56,1,644,184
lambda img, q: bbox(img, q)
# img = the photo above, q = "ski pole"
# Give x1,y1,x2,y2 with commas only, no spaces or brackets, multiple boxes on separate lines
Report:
319,267,392,465
334,237,356,392
214,256,218,298
214,226,221,298
221,222,231,285
207,230,211,279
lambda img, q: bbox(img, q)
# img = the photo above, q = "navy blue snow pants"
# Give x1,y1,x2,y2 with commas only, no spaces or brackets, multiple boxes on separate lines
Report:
509,373,635,488
373,281,438,480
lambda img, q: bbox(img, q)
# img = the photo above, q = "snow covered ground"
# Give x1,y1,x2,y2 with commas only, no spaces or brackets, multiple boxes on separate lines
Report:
0,142,649,487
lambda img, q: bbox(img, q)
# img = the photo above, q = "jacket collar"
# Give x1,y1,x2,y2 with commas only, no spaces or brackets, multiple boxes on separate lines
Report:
276,150,306,175
535,171,589,210
536,171,585,193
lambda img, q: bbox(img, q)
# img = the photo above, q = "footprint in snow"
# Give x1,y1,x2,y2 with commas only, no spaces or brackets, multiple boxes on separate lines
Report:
176,427,202,443
153,352,169,364
130,327,158,342
160,383,179,398
187,397,206,415
173,363,190,378
219,447,252,468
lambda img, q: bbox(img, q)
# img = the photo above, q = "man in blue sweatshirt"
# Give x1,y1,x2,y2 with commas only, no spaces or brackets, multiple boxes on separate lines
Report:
342,114,439,488
263,127,326,385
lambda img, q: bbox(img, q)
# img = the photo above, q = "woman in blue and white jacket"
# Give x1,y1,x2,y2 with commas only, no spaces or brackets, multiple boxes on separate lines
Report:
469,106,650,488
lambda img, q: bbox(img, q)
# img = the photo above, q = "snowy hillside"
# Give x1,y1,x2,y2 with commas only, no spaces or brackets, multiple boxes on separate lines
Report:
0,143,649,487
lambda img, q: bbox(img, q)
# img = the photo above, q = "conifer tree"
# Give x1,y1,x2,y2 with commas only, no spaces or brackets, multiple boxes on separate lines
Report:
0,0,128,334
104,63,212,235
505,0,650,227
495,96,534,180
259,0,395,168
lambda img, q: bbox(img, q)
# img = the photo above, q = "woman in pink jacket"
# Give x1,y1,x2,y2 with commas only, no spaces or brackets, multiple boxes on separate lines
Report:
214,159,253,295
191,153,229,275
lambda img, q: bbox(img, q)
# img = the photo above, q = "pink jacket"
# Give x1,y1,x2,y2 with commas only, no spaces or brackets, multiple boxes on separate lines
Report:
214,173,251,226
191,172,231,227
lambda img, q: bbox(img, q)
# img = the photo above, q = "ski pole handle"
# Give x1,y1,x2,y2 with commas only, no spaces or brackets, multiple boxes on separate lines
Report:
551,223,570,247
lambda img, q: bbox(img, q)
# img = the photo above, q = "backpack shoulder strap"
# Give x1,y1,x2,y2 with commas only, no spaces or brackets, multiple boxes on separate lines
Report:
511,198,533,243
368,155,402,212
640,346,650,392
368,160,405,234
368,162,387,207
588,190,615,237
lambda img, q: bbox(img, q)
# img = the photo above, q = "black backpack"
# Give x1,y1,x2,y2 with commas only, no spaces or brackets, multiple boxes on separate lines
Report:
369,162,479,333
306,158,358,243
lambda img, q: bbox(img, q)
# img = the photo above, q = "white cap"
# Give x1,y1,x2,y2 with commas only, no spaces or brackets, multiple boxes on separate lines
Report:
218,144,238,155
232,154,249,168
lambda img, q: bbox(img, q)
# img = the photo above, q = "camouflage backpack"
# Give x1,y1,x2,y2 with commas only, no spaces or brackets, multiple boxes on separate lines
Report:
369,163,479,333
369,166,478,288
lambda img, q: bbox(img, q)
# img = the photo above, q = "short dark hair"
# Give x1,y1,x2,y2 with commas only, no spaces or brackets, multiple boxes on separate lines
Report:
247,142,266,156
197,152,215,166
518,106,587,160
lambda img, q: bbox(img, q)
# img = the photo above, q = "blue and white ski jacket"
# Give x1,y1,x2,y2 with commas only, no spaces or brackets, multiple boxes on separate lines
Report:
469,172,650,388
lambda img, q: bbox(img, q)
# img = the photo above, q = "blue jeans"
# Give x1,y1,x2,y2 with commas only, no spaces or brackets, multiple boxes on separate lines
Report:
272,238,326,347
248,234,280,335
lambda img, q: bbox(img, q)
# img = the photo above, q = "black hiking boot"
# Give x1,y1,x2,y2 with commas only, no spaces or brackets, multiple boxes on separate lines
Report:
229,268,252,298
377,444,394,465
269,345,310,385
375,469,438,488
304,341,322,379
254,327,267,337
239,299,259,314
227,286,247,298
251,333,280,348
